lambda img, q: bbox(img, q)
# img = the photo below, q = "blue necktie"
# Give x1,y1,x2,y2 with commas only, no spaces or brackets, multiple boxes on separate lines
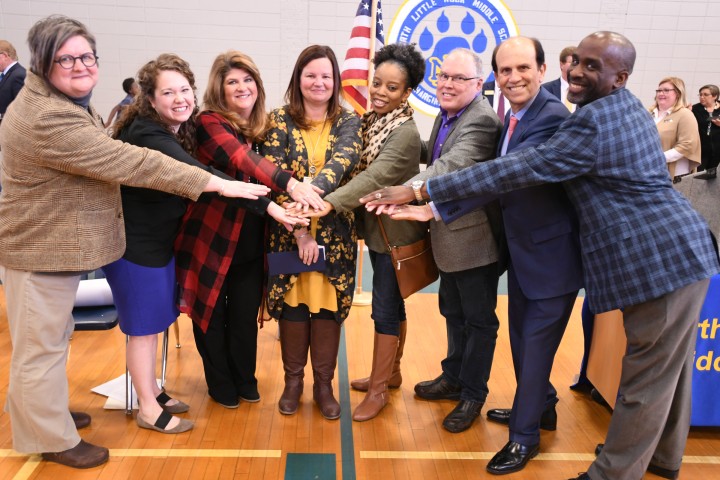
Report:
0,72,4,83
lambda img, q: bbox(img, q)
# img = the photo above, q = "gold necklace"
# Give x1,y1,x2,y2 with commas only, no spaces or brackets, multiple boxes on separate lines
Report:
305,113,328,178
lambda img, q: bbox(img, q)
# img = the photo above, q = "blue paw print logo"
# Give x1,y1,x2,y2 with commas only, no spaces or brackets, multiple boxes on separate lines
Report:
387,0,518,116
419,11,488,87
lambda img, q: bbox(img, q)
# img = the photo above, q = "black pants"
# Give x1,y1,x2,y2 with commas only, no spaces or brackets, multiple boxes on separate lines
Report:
193,257,263,403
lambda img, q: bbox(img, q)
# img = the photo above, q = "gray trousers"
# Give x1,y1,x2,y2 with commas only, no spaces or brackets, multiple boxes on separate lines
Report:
2,266,82,453
589,277,710,480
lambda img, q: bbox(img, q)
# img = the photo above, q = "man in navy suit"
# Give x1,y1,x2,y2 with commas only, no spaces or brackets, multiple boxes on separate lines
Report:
376,36,584,475
542,45,576,112
362,31,719,480
0,40,26,117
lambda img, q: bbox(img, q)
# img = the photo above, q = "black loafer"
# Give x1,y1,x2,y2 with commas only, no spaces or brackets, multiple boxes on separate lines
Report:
486,404,557,431
414,375,461,400
594,444,679,479
486,440,539,475
442,400,484,433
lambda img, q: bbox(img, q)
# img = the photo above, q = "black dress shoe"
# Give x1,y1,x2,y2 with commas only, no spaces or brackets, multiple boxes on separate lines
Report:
569,473,591,480
486,404,557,431
486,440,539,475
414,375,461,400
594,444,679,479
442,400,483,433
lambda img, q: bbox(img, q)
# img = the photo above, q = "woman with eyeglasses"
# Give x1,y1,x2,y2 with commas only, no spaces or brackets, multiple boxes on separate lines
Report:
648,77,701,177
0,15,271,469
691,84,720,171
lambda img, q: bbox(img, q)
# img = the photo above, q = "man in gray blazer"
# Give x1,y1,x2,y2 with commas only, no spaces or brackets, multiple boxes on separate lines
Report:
408,48,503,434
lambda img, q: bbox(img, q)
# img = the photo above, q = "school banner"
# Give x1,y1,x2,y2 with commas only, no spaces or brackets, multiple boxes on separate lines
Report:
691,274,720,426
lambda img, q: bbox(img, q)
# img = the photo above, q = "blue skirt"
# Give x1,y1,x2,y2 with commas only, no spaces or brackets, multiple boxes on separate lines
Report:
102,257,179,336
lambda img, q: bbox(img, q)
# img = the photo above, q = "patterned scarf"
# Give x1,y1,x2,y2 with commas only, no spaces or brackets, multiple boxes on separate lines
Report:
358,102,414,171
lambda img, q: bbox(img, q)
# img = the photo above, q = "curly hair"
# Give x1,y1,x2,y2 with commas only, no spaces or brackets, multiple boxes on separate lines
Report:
373,43,426,91
113,53,199,155
203,50,268,143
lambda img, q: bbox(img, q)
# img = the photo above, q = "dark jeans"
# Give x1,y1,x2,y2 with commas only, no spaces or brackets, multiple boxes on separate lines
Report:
368,250,406,336
439,263,500,402
193,257,263,403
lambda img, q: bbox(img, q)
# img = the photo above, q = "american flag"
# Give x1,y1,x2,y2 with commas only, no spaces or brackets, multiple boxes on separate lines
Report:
340,0,385,115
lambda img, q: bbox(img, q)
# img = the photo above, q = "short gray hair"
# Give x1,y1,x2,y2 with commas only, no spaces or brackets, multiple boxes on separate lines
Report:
27,15,97,80
446,48,483,77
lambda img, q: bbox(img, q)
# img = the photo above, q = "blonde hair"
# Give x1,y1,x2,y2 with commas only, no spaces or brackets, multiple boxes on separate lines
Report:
650,76,688,114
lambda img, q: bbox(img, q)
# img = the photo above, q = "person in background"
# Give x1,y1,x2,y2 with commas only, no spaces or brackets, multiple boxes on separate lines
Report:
109,53,306,434
174,50,322,409
104,76,138,128
0,39,26,118
542,45,577,112
0,15,269,469
649,77,701,177
691,84,720,171
263,45,361,420
302,43,427,422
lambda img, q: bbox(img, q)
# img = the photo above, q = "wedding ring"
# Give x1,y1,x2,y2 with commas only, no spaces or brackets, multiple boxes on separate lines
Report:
375,193,382,199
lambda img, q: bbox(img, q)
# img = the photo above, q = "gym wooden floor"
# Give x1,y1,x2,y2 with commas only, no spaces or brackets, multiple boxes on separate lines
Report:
0,288,718,479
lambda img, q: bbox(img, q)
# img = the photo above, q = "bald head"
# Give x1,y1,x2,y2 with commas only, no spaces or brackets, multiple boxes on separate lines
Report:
583,31,636,74
566,31,635,107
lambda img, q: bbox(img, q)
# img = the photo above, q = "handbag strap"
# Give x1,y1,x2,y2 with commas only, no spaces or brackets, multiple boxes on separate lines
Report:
376,217,392,252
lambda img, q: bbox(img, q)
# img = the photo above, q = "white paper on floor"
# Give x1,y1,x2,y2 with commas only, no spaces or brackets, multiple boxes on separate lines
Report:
91,374,162,410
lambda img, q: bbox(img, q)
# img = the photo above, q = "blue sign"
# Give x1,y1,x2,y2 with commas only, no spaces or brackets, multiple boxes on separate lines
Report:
388,0,519,116
691,274,720,426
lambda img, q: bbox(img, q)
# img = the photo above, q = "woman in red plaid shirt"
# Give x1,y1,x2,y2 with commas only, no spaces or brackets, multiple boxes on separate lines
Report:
174,51,320,409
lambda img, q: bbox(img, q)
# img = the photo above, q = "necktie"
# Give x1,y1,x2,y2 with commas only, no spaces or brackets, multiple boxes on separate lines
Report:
496,93,505,120
0,72,4,83
506,115,518,141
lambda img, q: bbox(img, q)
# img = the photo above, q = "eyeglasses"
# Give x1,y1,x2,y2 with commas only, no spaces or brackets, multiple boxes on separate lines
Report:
655,89,676,95
699,93,715,97
53,53,99,70
437,73,479,84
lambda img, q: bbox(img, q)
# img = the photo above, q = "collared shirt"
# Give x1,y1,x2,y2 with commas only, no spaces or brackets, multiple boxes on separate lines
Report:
1,61,18,77
500,91,540,155
430,96,477,164
560,77,576,112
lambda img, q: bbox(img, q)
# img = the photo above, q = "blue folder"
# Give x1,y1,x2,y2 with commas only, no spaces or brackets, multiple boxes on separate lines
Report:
267,246,326,276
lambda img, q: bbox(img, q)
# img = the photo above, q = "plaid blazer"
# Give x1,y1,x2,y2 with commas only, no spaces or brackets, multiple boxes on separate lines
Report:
429,87,720,312
174,111,291,332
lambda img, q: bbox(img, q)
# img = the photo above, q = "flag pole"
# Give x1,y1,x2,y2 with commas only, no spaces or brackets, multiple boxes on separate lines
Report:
352,0,379,307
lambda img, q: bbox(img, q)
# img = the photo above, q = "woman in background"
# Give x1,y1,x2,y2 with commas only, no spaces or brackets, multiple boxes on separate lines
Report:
174,51,319,409
691,84,720,171
263,45,361,419
304,43,426,421
649,77,701,177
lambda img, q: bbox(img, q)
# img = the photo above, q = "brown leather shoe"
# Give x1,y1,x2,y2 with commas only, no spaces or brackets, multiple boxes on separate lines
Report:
41,439,109,469
70,411,91,430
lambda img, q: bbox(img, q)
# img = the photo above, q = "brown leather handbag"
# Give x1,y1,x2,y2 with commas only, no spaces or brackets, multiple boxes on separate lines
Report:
377,219,439,299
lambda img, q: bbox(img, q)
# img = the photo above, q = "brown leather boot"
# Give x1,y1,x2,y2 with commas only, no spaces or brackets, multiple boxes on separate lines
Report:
351,321,406,392
310,319,342,420
41,440,109,469
278,319,311,415
352,333,399,422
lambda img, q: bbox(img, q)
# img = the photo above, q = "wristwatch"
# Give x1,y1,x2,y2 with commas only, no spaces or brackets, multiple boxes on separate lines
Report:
411,180,424,202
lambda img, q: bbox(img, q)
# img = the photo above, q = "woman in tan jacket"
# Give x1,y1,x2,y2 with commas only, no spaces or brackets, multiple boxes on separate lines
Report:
0,15,271,470
649,77,701,177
